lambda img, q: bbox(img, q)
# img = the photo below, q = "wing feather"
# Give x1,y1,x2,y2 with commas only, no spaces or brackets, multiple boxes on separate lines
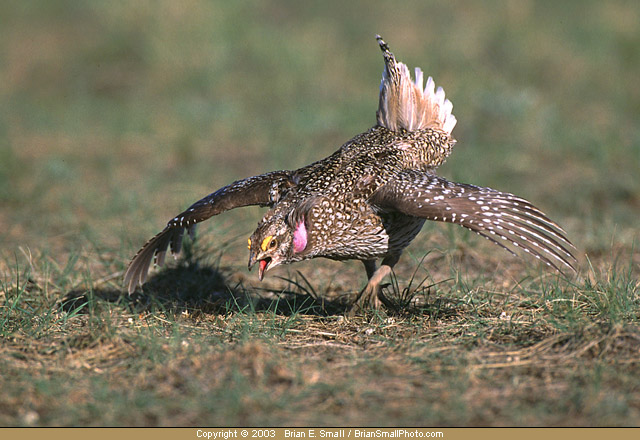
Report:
369,170,577,274
124,171,295,294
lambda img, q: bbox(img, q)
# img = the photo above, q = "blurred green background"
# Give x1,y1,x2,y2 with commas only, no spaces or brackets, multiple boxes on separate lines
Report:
1,0,638,266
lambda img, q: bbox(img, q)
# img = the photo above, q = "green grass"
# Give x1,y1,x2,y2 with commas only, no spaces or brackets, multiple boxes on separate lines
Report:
1,0,639,427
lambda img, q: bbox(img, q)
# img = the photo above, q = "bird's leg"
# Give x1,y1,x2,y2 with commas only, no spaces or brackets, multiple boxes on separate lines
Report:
348,260,378,311
363,259,377,280
351,255,399,312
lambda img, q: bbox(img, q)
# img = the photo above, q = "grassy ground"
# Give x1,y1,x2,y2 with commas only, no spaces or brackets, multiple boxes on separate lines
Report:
1,0,639,427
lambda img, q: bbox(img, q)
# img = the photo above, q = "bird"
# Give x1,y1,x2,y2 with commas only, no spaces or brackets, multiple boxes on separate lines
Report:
124,35,577,311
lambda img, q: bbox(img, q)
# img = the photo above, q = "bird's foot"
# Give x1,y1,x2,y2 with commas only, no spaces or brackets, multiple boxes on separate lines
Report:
347,258,398,316
347,282,394,316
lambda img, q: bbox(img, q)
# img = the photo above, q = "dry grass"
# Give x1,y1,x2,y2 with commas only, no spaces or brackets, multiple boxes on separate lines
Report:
2,239,638,426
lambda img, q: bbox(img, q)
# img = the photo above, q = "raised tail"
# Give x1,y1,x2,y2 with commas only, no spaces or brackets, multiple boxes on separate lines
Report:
376,35,457,135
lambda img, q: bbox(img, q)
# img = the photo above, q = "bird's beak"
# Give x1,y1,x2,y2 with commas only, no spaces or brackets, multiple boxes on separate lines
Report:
248,251,257,271
247,252,270,281
258,259,270,281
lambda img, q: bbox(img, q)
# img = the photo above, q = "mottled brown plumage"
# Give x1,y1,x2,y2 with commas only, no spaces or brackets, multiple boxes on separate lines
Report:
124,36,577,310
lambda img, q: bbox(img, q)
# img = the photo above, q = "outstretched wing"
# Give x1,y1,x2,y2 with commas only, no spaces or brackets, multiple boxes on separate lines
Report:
369,170,577,273
124,170,295,294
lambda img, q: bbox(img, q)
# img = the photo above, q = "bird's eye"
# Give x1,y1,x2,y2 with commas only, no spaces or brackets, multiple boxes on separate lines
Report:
269,238,277,249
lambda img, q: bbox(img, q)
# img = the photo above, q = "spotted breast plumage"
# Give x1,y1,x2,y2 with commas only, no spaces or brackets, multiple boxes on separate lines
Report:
124,35,577,311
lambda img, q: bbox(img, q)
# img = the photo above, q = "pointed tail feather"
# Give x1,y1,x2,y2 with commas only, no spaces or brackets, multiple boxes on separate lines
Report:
376,35,457,134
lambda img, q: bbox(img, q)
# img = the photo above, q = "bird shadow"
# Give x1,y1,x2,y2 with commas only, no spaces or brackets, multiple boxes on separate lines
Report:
60,262,353,317
60,242,462,318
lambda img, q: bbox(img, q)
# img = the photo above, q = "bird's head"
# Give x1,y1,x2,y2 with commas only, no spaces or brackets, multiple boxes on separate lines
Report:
247,217,294,281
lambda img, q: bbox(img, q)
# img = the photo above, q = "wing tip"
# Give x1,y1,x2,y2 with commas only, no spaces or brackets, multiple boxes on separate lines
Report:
122,225,183,295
